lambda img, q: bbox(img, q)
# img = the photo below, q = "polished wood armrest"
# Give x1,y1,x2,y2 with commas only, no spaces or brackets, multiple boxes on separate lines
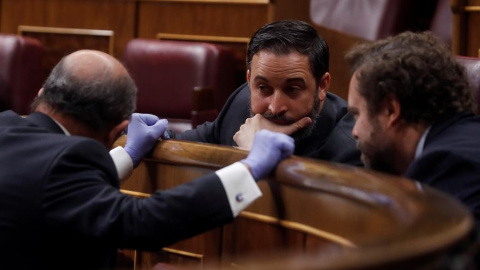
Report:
113,136,475,270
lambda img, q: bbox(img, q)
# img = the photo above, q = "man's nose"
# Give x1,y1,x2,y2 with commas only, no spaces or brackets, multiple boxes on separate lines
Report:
351,124,359,139
268,91,288,115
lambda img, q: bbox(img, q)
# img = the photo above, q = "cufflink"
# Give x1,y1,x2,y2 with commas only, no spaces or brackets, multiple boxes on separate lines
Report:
236,193,244,202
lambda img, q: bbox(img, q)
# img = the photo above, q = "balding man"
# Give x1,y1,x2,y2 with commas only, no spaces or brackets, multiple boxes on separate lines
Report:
0,50,294,270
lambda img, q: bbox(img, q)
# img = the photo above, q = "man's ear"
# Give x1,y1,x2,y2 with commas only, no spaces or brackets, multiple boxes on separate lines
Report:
37,88,44,96
107,120,129,148
384,94,401,127
246,69,251,85
317,72,331,101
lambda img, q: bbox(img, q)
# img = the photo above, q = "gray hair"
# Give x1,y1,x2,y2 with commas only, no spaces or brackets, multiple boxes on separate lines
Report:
32,56,137,131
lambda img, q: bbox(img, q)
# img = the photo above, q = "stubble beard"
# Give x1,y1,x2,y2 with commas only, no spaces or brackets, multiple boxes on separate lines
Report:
357,118,399,175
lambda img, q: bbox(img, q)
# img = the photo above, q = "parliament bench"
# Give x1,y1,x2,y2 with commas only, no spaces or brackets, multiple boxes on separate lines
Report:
113,137,475,270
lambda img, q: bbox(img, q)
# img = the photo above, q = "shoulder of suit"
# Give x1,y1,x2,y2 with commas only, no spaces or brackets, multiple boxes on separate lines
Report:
326,92,347,105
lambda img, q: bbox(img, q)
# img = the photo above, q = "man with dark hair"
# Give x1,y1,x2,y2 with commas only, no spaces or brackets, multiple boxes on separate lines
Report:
170,20,361,166
0,50,295,270
345,31,480,222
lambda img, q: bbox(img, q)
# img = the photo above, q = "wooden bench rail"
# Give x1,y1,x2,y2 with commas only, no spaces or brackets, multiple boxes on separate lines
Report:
113,136,474,270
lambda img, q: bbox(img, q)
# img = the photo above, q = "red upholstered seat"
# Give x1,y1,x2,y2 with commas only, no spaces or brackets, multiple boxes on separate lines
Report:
123,39,237,131
430,0,452,47
456,56,480,114
0,34,43,115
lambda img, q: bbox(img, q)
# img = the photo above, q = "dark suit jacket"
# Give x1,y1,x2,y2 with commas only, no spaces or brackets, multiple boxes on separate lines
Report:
405,113,480,224
173,83,362,166
0,110,233,270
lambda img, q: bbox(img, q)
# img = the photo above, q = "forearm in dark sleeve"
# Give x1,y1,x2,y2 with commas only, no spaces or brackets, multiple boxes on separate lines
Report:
169,121,219,144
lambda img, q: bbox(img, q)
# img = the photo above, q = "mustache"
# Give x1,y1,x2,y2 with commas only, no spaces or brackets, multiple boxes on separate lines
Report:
261,112,295,124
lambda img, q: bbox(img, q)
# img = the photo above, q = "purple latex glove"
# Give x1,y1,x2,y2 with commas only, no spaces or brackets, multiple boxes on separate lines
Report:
124,113,170,167
241,129,295,180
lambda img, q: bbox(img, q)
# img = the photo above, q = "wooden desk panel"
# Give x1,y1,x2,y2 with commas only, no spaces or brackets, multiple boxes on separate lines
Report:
18,26,114,80
137,1,269,39
137,0,310,39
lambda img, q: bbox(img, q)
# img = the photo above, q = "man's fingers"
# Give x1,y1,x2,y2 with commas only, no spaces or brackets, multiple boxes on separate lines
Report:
278,117,312,134
138,113,160,126
300,117,313,128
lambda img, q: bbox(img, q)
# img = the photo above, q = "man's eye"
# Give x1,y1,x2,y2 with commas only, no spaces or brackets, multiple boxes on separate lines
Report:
285,87,302,96
286,87,301,92
257,85,271,94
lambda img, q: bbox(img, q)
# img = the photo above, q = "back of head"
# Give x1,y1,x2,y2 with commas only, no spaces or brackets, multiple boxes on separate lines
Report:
345,31,474,124
247,20,330,82
32,50,137,132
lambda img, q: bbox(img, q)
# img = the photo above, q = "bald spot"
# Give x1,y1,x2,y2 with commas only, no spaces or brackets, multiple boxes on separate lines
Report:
62,50,128,82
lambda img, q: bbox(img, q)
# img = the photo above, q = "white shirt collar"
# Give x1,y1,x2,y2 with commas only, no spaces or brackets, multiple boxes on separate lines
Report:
51,118,71,136
414,126,431,159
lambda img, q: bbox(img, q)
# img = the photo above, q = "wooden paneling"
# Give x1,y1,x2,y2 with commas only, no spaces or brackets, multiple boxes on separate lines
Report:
1,0,136,58
465,0,480,56
270,0,311,22
1,0,135,91
19,26,114,80
221,216,305,257
452,0,480,57
137,1,269,39
136,247,205,269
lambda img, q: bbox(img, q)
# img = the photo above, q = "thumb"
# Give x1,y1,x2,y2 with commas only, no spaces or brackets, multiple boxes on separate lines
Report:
277,117,312,135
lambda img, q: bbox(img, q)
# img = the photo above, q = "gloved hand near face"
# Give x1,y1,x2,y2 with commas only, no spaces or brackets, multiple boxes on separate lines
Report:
241,129,295,180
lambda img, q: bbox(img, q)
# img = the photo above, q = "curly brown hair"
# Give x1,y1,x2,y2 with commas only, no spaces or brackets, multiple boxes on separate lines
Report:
345,31,474,124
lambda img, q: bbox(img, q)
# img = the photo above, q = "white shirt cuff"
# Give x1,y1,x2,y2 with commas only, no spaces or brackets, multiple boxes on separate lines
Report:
109,146,133,182
215,162,262,217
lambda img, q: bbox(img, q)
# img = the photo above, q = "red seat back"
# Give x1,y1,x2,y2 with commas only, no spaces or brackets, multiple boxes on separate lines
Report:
457,56,480,114
123,39,237,129
0,34,43,115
